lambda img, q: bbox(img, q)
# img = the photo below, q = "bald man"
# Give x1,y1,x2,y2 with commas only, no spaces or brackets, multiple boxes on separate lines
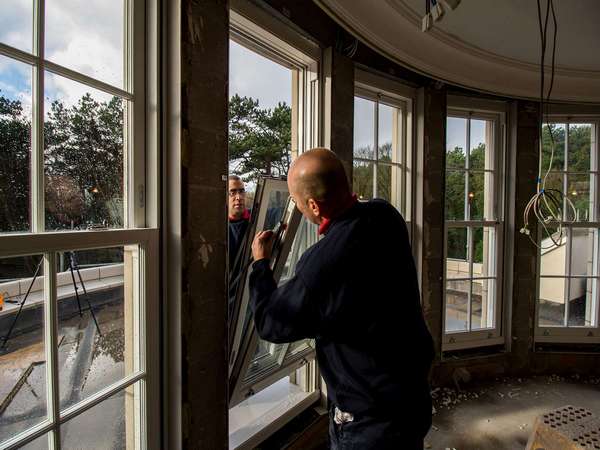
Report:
250,148,434,450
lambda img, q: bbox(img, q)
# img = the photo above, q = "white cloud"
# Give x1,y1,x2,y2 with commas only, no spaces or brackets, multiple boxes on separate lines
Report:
0,0,33,53
1,0,124,111
354,96,375,150
45,0,124,91
229,40,292,110
45,71,113,112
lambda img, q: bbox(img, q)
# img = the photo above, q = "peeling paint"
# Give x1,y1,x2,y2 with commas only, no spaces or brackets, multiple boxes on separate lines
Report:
197,234,213,268
189,15,204,48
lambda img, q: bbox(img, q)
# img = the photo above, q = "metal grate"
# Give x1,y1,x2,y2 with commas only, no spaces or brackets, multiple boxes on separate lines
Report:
528,405,600,450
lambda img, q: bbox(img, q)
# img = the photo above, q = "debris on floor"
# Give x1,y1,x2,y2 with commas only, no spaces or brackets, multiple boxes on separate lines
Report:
428,374,600,450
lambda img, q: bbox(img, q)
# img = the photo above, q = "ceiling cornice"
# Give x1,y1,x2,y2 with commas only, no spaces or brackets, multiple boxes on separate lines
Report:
314,0,600,103
386,0,600,79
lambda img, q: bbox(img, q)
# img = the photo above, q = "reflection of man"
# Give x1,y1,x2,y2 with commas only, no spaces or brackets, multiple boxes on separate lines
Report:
228,175,250,271
249,148,434,450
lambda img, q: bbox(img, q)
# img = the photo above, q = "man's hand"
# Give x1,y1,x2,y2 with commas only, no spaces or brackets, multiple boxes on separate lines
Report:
252,230,275,261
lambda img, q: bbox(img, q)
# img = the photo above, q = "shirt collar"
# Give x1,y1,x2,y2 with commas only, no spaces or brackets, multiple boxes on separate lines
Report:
229,209,250,222
318,194,358,235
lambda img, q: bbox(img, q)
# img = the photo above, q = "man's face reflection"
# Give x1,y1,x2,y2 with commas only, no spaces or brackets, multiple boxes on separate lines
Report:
228,178,246,219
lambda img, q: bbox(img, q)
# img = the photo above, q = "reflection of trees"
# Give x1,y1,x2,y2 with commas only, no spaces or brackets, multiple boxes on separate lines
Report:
0,91,124,232
45,94,124,229
228,94,291,182
45,175,85,226
1,91,124,277
0,95,30,232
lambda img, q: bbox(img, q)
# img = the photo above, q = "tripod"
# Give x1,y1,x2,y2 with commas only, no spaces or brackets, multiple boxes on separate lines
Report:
1,252,102,350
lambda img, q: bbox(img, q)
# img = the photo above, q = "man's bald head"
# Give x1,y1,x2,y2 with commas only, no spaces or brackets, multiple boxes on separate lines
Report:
288,148,351,218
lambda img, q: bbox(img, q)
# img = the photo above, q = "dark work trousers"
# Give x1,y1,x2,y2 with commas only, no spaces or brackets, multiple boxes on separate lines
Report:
328,406,425,450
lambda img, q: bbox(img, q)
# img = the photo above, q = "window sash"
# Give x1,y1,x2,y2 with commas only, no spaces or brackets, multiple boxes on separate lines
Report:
353,88,412,219
227,22,319,408
0,228,158,450
443,110,505,348
535,121,600,340
228,179,316,407
0,0,157,446
0,0,143,234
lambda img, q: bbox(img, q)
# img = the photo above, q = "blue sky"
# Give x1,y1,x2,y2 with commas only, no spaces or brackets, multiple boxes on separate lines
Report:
0,55,31,106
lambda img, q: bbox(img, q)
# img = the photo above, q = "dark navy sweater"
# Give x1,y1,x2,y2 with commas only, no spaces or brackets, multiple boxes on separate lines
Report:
249,199,434,431
228,217,249,272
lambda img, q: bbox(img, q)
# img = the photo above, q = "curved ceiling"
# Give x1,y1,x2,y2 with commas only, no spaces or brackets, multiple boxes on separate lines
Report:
316,0,600,103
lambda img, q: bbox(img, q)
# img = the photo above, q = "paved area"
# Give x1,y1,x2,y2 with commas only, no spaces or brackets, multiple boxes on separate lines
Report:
0,296,126,449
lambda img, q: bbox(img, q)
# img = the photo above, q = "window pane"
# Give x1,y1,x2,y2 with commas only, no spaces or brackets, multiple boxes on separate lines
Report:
285,340,313,360
280,217,318,284
56,247,136,412
264,190,287,230
0,255,47,444
543,171,563,193
18,432,50,449
446,117,467,169
446,227,468,280
60,382,140,449
255,219,316,379
353,161,374,201
0,56,32,233
568,278,597,327
228,40,292,181
0,0,33,53
567,173,592,222
538,277,566,326
244,341,286,382
471,278,495,330
541,172,565,220
354,97,375,159
44,73,124,231
541,123,565,172
445,280,468,332
540,223,567,276
378,103,394,162
445,170,465,220
469,119,488,170
376,164,392,203
567,124,591,172
468,172,489,220
45,0,125,88
570,228,596,278
473,227,496,278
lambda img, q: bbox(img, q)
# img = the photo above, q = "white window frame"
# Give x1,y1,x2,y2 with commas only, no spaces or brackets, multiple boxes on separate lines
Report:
227,8,321,449
443,97,507,351
535,117,600,344
353,70,415,229
0,0,160,448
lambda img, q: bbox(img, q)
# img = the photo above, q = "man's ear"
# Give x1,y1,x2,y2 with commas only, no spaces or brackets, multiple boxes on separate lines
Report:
307,198,321,218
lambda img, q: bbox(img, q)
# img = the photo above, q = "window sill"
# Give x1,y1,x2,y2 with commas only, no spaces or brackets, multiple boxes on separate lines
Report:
228,376,319,450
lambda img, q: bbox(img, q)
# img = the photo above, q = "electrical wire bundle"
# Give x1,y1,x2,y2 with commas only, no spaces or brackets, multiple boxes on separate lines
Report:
521,0,576,249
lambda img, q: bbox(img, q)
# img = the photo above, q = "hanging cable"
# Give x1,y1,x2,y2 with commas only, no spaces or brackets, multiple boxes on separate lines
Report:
521,0,575,249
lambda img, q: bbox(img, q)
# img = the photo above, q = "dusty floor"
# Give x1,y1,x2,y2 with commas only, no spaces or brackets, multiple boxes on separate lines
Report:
426,374,600,450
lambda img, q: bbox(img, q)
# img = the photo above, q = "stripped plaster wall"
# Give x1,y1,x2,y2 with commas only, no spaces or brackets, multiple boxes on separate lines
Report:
180,0,229,448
